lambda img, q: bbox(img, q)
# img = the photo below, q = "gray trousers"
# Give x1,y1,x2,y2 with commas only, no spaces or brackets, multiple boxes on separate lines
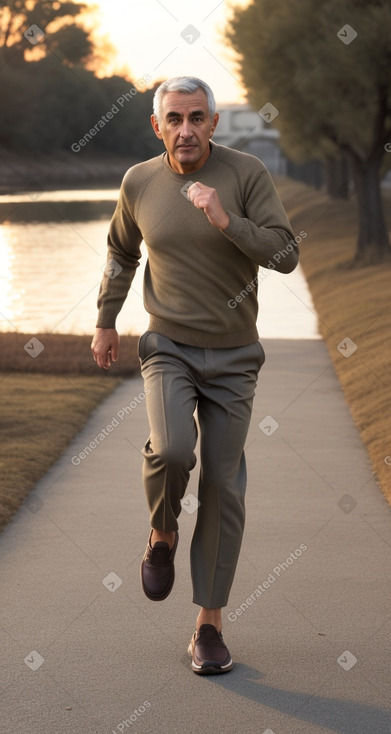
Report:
138,331,265,609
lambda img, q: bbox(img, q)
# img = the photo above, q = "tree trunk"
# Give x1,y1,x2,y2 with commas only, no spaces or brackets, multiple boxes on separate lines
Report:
326,156,350,200
351,156,390,265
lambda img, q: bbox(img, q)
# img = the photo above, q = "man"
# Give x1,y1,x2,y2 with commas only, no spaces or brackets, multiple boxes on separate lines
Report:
91,76,299,674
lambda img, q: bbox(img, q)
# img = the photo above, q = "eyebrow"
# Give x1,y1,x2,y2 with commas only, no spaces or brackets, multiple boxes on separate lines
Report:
165,110,206,119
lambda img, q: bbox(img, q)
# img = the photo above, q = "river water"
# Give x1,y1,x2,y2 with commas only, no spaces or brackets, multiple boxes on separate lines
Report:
0,189,320,339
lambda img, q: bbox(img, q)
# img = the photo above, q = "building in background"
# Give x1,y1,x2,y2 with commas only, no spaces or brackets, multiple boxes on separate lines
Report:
214,104,286,175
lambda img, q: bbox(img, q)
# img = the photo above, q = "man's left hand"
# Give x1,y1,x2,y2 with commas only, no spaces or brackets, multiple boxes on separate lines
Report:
187,182,229,230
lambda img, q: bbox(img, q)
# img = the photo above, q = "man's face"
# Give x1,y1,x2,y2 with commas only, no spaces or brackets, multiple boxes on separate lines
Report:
151,90,219,174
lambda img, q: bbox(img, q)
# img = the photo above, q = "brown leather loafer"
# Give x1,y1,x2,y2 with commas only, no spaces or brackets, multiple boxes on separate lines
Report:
140,530,178,601
188,624,234,674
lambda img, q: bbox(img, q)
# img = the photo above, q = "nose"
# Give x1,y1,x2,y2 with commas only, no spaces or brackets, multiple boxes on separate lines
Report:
179,119,193,139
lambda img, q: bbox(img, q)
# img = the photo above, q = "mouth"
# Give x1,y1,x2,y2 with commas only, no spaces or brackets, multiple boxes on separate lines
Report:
177,144,197,150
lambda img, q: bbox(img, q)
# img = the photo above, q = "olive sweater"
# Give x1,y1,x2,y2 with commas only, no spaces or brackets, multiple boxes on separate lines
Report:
97,141,299,348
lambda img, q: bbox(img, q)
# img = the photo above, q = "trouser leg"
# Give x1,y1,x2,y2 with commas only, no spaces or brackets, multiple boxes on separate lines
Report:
190,342,264,609
139,333,198,532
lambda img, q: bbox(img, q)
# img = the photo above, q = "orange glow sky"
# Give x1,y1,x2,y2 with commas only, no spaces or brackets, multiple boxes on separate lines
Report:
82,0,250,104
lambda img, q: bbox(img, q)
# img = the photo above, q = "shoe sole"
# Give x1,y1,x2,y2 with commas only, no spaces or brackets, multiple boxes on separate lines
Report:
191,661,234,675
187,642,234,675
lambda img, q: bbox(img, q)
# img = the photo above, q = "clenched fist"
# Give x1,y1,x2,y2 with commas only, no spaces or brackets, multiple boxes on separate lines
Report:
187,182,230,230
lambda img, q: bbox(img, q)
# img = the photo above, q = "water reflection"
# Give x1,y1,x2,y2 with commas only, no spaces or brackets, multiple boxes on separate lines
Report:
0,190,320,339
0,189,119,203
0,227,20,327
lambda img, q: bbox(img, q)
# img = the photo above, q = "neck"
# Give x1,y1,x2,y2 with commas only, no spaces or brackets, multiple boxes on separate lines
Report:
167,143,212,174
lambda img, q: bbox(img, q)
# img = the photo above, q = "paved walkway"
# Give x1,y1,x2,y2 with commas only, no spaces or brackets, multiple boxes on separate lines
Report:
1,338,391,734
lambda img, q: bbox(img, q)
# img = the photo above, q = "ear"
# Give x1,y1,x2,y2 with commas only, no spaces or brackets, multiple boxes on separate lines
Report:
209,112,219,138
151,114,163,140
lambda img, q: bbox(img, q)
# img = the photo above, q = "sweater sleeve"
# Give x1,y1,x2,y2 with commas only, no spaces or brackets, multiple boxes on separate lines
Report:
221,165,299,274
96,174,143,328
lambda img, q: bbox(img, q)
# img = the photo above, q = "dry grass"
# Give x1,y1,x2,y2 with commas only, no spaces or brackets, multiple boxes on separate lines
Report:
0,332,140,375
277,178,391,502
0,372,122,530
0,331,141,531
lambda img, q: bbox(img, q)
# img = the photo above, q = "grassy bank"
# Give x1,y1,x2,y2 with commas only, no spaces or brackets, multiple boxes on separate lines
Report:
0,332,140,531
0,332,140,375
277,178,391,503
0,148,136,193
0,372,122,530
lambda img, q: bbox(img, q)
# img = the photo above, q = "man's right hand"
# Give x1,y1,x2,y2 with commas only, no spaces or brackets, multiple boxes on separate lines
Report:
91,328,119,370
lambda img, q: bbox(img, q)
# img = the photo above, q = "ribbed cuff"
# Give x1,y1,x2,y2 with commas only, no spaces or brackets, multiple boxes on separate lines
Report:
96,307,118,329
220,211,244,242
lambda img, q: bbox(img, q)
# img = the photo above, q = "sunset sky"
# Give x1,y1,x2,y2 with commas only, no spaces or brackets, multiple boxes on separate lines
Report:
82,0,250,104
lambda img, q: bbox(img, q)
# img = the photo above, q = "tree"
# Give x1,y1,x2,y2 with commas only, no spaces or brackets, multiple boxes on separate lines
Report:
325,157,350,200
0,1,162,161
0,1,90,63
226,0,391,264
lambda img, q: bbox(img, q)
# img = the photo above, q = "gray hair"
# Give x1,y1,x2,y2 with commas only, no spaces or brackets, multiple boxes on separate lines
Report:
153,76,216,122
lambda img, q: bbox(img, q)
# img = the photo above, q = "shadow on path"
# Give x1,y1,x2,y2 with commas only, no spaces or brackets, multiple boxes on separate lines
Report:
204,663,391,733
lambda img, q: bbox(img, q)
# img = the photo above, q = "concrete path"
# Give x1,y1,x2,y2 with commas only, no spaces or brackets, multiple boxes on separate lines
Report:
1,338,391,734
